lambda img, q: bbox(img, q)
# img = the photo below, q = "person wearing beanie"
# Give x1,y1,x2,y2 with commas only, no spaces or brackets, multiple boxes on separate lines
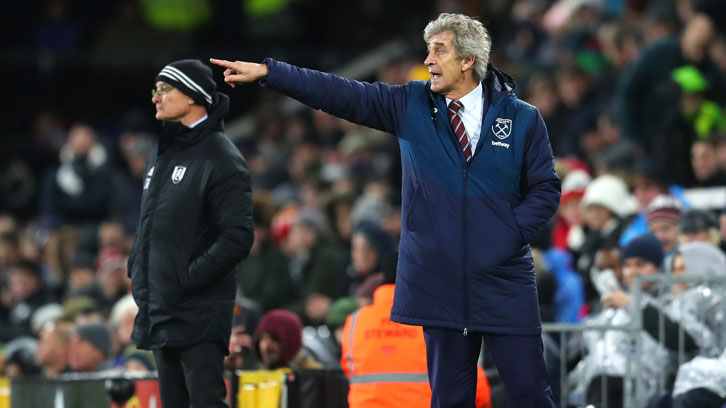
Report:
646,194,683,254
69,323,113,372
578,233,706,406
577,175,636,303
129,59,254,408
253,309,321,370
602,233,664,309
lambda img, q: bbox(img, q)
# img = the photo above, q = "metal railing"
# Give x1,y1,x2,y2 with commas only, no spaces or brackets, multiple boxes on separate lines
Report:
542,274,726,408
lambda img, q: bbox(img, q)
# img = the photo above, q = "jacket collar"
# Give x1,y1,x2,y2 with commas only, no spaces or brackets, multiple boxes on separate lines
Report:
158,93,229,152
427,64,516,107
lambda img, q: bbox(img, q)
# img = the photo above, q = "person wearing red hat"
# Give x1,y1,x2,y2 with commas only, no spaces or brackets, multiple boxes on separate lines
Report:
253,309,322,370
646,194,683,254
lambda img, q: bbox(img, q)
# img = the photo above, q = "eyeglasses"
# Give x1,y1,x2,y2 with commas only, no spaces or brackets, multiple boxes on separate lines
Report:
151,84,175,97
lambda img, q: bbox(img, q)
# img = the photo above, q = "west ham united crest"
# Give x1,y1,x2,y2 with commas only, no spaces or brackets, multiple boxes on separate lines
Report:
492,118,512,140
171,166,187,184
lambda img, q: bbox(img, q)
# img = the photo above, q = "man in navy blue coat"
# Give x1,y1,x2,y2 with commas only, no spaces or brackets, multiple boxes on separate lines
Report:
212,13,559,407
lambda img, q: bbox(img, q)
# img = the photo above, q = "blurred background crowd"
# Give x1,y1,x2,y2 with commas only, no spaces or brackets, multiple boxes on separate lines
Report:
1,0,725,406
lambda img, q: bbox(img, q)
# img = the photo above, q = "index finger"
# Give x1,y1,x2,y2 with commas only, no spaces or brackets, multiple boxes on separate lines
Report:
209,58,234,68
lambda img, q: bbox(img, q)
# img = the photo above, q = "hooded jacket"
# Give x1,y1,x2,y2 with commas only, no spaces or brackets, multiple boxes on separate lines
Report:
261,59,560,335
129,93,254,351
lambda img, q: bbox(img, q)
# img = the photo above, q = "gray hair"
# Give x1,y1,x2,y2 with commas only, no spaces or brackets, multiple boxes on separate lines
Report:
110,294,138,328
423,13,491,82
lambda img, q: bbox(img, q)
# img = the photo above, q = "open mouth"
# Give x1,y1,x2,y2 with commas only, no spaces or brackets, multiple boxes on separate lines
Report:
430,73,441,80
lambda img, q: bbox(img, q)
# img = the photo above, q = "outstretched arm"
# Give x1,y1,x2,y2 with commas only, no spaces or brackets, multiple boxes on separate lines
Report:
210,58,409,134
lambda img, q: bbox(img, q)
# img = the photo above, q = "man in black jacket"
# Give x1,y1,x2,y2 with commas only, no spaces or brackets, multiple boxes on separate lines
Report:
128,59,254,408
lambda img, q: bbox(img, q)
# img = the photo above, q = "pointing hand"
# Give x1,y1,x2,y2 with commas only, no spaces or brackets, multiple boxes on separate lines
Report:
209,58,269,88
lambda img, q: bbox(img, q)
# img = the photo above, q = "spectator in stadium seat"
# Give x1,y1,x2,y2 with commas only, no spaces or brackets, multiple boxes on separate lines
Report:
1,336,40,378
670,347,726,408
253,309,322,370
224,297,261,371
128,59,254,408
577,175,636,303
614,13,723,151
109,294,137,363
35,322,72,377
235,194,294,313
572,234,672,406
346,220,394,297
6,260,54,340
69,323,114,372
40,123,113,226
619,162,671,248
274,206,347,325
690,140,726,187
678,209,723,250
646,194,683,254
213,12,560,407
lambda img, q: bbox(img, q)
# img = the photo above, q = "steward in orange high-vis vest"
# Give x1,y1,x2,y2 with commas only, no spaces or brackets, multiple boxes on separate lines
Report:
342,283,491,408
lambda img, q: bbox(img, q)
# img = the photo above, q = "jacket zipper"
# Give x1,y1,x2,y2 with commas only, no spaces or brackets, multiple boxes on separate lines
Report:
462,164,469,336
141,156,164,328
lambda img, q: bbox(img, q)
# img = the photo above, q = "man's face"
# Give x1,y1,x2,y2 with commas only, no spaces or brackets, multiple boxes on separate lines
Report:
425,31,472,98
622,257,660,290
583,204,612,231
116,311,136,347
68,335,104,372
692,142,717,182
351,234,378,276
151,81,194,122
258,332,282,368
36,327,65,367
9,269,39,302
649,218,679,253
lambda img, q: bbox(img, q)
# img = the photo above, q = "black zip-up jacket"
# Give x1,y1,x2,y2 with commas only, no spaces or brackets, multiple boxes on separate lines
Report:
129,93,254,352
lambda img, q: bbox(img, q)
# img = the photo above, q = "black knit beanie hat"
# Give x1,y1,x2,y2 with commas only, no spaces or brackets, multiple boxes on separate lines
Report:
621,233,664,269
156,59,216,109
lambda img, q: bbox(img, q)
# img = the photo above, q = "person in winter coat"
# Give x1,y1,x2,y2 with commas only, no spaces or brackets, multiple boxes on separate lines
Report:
128,59,254,408
211,12,560,407
577,175,636,304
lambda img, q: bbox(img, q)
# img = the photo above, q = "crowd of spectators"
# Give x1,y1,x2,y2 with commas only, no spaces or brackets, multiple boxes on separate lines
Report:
1,0,726,406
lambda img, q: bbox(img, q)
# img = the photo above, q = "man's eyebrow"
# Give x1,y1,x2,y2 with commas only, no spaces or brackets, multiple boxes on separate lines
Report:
427,41,446,48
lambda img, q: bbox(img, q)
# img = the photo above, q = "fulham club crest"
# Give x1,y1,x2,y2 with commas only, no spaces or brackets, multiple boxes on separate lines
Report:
171,166,187,184
492,118,512,139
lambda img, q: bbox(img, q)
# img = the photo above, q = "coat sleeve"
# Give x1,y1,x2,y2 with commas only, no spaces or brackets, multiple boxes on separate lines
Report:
512,109,561,243
261,58,409,134
180,153,254,291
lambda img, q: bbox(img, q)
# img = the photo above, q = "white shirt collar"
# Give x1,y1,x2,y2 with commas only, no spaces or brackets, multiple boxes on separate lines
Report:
445,82,483,112
188,114,208,129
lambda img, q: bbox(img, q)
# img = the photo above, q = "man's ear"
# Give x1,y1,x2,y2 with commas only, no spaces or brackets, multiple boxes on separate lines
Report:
461,55,476,73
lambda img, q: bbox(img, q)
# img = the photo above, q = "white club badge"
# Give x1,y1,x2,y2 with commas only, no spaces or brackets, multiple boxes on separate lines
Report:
171,166,187,184
492,118,512,140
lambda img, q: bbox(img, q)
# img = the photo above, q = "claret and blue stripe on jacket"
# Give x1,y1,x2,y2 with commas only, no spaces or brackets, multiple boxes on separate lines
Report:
262,58,561,335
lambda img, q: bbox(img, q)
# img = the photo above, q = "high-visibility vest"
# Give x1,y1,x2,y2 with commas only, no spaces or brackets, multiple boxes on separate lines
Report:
342,285,491,408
